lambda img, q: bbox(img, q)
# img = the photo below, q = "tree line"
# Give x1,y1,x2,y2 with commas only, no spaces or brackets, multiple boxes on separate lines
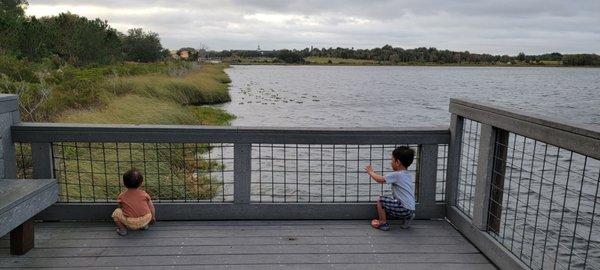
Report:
213,46,600,66
0,0,168,66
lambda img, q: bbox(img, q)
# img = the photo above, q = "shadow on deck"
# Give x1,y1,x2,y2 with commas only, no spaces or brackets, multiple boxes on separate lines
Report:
1,220,494,269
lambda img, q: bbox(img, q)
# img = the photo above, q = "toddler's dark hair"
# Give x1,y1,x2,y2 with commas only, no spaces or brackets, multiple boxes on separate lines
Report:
392,146,415,168
123,168,143,188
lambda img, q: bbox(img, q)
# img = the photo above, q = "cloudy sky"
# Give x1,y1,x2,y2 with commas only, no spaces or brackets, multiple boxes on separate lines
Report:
27,0,600,55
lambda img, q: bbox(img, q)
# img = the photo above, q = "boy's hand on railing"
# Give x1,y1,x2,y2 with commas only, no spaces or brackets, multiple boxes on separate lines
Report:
365,164,385,183
365,164,374,174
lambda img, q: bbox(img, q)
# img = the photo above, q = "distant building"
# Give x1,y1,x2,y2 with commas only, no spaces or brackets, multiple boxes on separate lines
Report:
179,50,190,60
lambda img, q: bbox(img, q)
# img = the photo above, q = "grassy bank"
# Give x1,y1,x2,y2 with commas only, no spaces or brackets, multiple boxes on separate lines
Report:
56,63,234,201
58,64,233,125
7,61,235,201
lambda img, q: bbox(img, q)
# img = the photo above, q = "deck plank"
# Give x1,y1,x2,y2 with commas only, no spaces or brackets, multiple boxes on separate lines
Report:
0,220,495,269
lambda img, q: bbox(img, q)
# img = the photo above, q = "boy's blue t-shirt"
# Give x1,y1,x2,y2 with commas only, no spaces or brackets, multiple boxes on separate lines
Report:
384,170,415,210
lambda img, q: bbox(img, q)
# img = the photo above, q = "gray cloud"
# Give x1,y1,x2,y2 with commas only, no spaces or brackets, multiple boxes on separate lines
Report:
27,0,600,54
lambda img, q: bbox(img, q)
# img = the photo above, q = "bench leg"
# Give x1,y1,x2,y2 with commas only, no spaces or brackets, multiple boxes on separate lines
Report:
10,219,34,255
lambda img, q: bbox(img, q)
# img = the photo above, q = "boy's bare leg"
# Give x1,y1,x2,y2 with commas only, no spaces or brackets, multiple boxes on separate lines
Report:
376,199,387,224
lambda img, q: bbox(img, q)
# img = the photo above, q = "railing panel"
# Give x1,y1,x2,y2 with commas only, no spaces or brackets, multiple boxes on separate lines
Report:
250,144,420,203
11,124,449,207
50,142,235,203
437,144,449,202
487,133,600,270
456,119,481,218
15,142,32,179
11,123,449,219
450,98,600,270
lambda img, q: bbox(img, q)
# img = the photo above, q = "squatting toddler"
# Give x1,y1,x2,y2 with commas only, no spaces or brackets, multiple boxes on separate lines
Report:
365,146,416,231
112,168,156,236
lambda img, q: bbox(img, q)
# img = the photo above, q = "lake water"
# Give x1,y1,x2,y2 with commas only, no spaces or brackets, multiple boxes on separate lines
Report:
223,65,600,127
218,65,600,269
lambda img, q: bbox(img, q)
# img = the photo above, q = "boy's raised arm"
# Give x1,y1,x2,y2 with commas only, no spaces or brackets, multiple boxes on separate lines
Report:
365,164,386,184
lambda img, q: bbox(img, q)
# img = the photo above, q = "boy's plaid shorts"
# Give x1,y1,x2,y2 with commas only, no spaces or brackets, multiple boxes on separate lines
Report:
378,196,415,218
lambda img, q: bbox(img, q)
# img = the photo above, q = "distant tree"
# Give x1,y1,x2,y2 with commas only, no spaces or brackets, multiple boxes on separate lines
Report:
197,43,209,59
517,52,526,61
41,13,122,65
0,0,27,16
19,16,51,60
562,54,600,66
0,0,28,54
160,48,170,59
276,49,304,64
122,28,164,62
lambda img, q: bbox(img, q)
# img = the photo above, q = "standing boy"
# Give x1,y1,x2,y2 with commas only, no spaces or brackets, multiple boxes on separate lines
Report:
365,146,416,231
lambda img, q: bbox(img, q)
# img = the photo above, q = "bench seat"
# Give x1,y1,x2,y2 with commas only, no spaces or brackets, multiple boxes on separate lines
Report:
0,179,58,254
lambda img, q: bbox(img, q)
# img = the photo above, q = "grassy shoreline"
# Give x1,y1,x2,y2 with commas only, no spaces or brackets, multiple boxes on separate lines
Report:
13,62,236,202
58,63,234,125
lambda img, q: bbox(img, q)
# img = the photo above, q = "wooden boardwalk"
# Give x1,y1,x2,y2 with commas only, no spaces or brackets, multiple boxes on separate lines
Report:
0,220,495,269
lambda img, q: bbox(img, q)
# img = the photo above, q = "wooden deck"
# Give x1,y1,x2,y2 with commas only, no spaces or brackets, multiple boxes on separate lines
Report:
0,220,495,269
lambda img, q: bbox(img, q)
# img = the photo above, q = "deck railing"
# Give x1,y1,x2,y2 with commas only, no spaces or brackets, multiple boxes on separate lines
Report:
10,123,449,220
4,93,600,270
447,99,600,270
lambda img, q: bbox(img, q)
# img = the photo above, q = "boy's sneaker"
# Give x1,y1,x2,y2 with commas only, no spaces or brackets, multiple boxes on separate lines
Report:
140,224,149,230
378,222,390,231
116,228,128,236
371,219,390,231
400,213,416,229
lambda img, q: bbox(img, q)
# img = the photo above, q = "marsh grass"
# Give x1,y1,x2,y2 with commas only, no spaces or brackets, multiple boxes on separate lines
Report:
60,95,201,125
109,64,231,105
52,142,224,202
14,63,236,202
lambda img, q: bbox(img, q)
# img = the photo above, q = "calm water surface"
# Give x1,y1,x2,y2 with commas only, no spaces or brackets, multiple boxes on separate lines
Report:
222,65,600,127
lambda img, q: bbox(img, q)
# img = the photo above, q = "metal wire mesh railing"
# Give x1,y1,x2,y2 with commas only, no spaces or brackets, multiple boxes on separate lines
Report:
487,133,600,270
11,124,450,221
456,119,481,217
51,142,234,203
14,140,449,206
437,144,449,202
250,144,421,203
15,142,33,179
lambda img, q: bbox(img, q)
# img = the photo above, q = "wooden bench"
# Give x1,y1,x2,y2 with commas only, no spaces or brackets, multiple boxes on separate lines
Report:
0,179,58,255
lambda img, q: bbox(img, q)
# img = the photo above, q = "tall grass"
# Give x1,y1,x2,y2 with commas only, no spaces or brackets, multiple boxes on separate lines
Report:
53,142,223,202
12,62,236,202
111,65,231,105
59,95,200,124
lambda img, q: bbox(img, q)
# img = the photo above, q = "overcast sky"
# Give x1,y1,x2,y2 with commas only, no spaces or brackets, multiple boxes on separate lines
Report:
27,0,600,55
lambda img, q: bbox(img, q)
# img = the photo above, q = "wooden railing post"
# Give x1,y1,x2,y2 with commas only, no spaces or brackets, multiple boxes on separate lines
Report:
445,114,464,210
418,144,438,212
472,124,496,230
31,143,54,179
234,143,251,204
489,129,508,233
0,94,20,179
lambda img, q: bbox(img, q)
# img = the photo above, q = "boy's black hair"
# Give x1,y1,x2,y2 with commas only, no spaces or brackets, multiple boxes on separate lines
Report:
123,168,143,188
392,146,415,168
